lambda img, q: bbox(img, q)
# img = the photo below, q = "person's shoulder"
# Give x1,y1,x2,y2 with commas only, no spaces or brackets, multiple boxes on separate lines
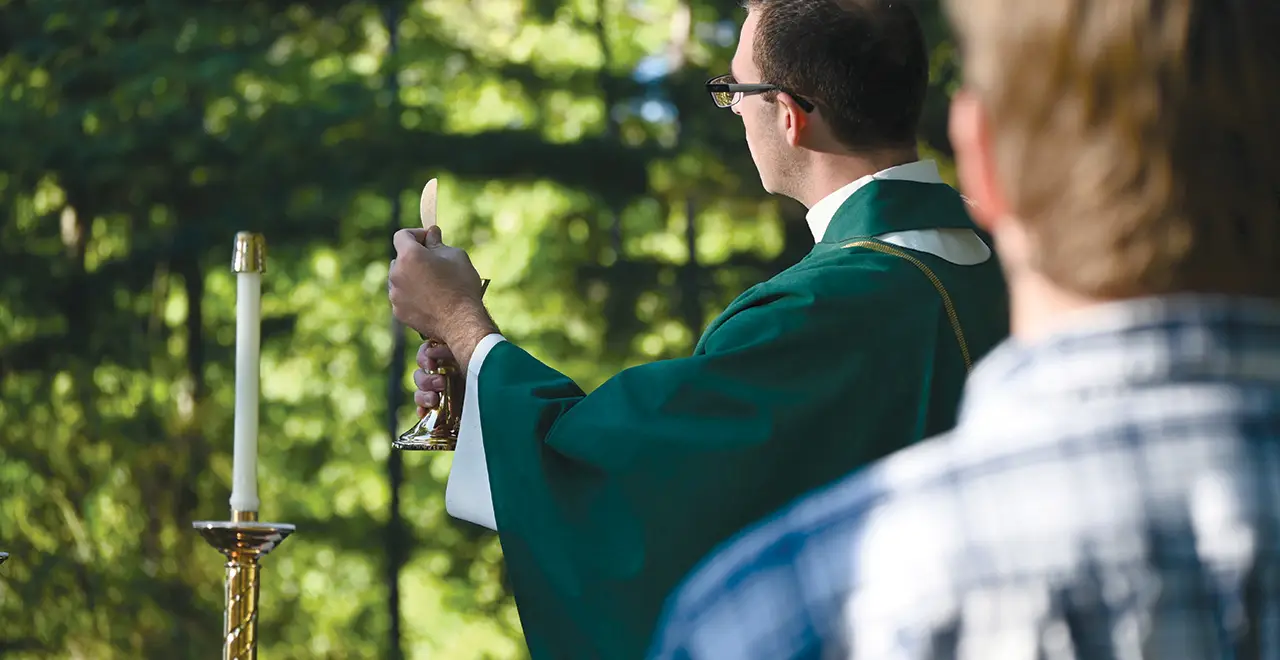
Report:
844,433,972,586
652,433,961,653
711,248,926,328
701,430,963,593
754,245,942,312
666,462,881,608
647,464,881,658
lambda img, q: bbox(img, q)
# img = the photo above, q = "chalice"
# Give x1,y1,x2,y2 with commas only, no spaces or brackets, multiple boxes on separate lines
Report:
394,278,489,451
392,178,487,452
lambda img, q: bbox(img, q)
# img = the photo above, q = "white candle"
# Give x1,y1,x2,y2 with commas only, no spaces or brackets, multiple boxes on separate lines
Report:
229,232,265,514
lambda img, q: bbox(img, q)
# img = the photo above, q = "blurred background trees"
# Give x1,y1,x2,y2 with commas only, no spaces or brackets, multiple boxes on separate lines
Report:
0,0,959,656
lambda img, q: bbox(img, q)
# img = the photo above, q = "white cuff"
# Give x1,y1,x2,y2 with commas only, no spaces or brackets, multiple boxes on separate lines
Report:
444,333,507,531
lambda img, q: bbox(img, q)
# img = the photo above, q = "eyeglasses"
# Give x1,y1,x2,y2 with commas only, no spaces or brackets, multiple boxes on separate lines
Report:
705,74,815,113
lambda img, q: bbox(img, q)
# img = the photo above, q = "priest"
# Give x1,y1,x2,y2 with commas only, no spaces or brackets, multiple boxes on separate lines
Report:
387,1,1009,657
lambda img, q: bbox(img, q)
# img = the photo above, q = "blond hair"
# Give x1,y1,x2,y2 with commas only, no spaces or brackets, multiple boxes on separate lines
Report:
945,0,1280,298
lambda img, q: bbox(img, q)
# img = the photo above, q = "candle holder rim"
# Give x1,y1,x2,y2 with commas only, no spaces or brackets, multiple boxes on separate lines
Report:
192,520,296,531
193,519,295,561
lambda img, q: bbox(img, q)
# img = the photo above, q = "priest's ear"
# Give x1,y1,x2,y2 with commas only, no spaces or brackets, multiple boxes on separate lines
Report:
778,92,809,148
949,89,1008,235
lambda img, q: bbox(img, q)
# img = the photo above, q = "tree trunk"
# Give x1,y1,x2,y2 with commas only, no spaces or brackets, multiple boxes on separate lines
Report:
384,213,407,660
381,4,406,658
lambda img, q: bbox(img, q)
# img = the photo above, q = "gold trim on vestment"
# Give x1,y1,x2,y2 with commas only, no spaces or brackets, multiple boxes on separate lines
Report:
842,240,973,371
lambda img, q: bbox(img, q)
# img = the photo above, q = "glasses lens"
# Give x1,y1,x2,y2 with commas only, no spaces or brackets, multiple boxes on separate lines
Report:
708,75,737,108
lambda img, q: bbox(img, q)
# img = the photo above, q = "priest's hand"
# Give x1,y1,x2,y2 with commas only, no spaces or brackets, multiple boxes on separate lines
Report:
412,340,454,417
388,227,496,370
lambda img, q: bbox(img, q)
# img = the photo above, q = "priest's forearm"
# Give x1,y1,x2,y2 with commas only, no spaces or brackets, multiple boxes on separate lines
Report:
441,302,500,371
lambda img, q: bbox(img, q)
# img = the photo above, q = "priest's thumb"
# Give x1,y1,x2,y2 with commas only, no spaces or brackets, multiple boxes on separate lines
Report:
422,225,444,248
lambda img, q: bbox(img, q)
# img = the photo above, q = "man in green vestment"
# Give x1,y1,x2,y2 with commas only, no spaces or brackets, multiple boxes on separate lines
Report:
387,1,1009,657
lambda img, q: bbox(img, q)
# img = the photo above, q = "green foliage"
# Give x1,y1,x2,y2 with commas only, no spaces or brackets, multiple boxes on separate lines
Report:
0,0,956,656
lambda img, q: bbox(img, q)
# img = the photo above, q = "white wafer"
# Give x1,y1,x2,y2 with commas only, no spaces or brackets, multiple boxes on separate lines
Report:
419,178,438,230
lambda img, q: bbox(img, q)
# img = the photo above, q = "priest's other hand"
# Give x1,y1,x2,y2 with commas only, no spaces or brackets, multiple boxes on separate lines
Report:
389,227,496,369
412,340,454,416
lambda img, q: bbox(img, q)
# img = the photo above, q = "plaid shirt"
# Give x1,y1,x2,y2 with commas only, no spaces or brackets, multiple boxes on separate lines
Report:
648,295,1280,660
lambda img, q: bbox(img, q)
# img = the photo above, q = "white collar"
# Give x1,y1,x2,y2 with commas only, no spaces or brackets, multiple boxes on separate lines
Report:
804,160,945,242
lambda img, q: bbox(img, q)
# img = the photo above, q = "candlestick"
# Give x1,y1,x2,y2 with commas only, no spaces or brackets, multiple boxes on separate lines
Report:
193,231,293,660
230,232,265,514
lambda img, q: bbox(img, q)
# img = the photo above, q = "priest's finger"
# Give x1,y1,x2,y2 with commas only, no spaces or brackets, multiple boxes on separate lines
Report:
424,343,454,362
393,228,429,256
420,178,438,229
415,389,439,409
413,369,445,393
416,341,435,370
416,405,428,419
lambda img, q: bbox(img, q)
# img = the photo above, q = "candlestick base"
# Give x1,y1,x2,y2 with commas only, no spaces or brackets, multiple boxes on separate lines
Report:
193,514,295,660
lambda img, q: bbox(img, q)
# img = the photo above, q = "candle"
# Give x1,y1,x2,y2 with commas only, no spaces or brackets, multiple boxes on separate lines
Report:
229,231,266,514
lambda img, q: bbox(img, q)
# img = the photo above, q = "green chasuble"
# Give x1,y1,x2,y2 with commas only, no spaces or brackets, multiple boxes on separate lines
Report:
478,179,1009,659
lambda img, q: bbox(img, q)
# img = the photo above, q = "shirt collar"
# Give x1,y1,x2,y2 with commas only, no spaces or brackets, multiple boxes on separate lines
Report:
805,160,945,243
960,294,1280,428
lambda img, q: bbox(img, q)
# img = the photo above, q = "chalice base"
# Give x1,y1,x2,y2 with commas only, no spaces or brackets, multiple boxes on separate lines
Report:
393,411,458,451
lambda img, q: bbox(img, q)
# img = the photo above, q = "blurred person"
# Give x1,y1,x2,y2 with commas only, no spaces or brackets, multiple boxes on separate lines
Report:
387,0,1008,657
647,0,1280,658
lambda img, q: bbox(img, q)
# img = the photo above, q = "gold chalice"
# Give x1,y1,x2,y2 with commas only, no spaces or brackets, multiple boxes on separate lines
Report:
394,278,489,451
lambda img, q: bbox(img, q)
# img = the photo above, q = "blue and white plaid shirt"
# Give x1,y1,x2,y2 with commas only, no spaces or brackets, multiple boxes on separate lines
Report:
648,295,1280,659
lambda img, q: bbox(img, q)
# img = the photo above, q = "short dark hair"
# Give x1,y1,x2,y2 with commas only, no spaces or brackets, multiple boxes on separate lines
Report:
745,0,929,151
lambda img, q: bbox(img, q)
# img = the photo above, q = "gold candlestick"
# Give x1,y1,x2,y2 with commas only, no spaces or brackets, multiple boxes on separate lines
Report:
193,510,295,660
191,231,293,659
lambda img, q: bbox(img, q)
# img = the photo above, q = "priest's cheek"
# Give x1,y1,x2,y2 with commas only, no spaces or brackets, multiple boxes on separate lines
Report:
744,127,781,193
